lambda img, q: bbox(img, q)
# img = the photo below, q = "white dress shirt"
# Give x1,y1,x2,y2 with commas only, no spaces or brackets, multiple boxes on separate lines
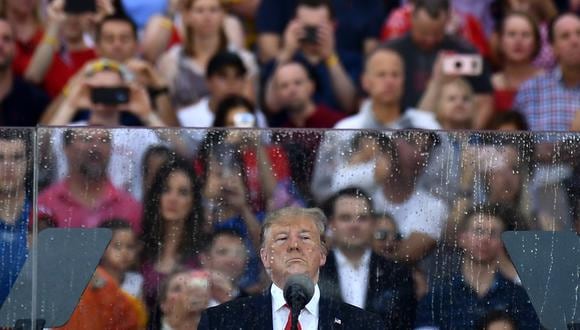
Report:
271,283,320,330
334,249,371,309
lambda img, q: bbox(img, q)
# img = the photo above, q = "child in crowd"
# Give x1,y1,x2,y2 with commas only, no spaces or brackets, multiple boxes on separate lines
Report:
99,219,148,328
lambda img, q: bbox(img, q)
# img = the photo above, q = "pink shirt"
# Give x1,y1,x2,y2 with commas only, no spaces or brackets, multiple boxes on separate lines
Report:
38,179,142,233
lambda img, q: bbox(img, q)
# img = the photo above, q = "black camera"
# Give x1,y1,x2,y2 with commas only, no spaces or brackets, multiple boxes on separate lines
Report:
301,26,319,44
90,87,130,106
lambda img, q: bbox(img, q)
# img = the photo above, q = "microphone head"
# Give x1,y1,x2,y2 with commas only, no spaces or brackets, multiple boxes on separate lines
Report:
283,274,315,312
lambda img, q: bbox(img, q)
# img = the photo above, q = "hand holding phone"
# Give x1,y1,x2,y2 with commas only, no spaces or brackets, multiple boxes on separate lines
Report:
90,87,130,106
442,54,483,76
64,0,96,13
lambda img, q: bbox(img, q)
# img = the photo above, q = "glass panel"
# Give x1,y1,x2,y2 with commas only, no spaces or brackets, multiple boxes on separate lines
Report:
22,128,580,328
0,128,35,327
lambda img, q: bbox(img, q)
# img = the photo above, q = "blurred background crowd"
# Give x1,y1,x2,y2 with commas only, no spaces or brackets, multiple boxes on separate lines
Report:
0,0,579,329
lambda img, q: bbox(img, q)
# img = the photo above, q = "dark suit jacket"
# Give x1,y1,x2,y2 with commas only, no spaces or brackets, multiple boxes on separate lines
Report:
318,250,416,329
198,289,385,330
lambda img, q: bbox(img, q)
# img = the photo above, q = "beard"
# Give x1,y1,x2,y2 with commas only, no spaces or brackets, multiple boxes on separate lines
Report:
78,151,109,181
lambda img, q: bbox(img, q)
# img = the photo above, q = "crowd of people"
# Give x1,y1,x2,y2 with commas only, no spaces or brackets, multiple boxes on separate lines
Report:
0,0,580,329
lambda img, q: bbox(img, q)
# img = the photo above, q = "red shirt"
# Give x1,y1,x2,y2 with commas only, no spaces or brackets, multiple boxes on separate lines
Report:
381,5,490,58
42,48,97,97
12,28,44,77
283,104,346,128
37,179,142,233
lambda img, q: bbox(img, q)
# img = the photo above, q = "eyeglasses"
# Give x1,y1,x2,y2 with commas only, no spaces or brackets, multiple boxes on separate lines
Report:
374,230,402,241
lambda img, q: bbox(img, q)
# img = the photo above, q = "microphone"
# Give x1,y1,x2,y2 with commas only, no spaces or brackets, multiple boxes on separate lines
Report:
283,274,315,330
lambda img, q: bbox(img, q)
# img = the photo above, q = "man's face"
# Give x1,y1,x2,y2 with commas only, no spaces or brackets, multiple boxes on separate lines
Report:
0,139,27,194
551,14,580,68
0,21,15,71
460,215,505,264
260,215,326,288
207,67,246,104
64,129,112,181
275,63,314,113
411,8,448,51
330,196,374,251
362,50,404,106
96,20,137,63
203,234,248,281
86,70,126,113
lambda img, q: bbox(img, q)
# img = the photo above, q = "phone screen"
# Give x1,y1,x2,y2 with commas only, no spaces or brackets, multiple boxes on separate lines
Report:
90,87,130,105
64,0,96,14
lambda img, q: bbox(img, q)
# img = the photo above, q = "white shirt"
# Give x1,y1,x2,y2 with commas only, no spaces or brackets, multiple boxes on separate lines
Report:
333,249,371,309
372,188,448,240
271,283,320,330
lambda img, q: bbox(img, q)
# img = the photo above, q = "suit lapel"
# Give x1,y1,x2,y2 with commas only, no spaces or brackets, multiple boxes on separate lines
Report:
365,253,379,310
248,290,274,330
318,296,343,330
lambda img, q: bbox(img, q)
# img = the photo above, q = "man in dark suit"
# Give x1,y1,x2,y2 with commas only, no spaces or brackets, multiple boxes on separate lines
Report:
199,207,384,329
319,188,416,329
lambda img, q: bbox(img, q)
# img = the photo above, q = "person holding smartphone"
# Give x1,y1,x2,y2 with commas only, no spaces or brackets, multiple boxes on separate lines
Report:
45,59,166,127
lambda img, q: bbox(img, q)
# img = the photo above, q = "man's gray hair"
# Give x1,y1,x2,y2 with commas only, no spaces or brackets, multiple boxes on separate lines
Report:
260,207,327,252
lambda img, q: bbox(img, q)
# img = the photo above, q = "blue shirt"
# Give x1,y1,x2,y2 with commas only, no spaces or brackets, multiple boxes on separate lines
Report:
515,67,580,131
213,212,266,289
256,0,387,87
0,199,30,306
416,271,541,329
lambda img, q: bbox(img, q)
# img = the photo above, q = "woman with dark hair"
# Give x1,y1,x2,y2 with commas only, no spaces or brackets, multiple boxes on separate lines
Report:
492,11,543,112
139,157,204,324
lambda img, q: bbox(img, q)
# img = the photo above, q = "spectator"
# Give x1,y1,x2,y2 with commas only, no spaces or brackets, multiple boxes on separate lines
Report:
488,111,529,131
385,0,494,129
199,229,250,306
159,270,211,330
415,205,541,329
99,219,144,299
260,0,357,113
311,48,439,202
514,12,580,131
54,267,142,330
3,0,43,76
0,17,49,126
178,51,265,128
24,0,98,98
40,14,177,126
256,0,387,82
371,212,401,260
491,11,543,113
476,310,518,330
0,129,32,306
141,145,179,196
319,188,416,328
205,95,296,213
140,158,204,319
199,132,267,292
381,0,491,58
491,0,559,71
157,0,257,109
99,219,148,329
334,48,440,130
37,128,143,232
43,59,166,127
266,61,345,128
372,131,449,264
419,73,477,130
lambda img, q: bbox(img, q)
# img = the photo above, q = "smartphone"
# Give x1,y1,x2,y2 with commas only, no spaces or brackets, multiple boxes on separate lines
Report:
233,113,256,128
90,87,130,106
301,25,318,44
442,54,483,76
64,0,96,14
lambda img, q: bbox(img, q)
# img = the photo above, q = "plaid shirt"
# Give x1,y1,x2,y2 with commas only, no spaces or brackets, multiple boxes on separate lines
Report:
515,67,580,131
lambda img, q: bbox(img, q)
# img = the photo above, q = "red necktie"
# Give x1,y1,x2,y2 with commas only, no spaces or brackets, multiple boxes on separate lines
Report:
284,304,302,330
